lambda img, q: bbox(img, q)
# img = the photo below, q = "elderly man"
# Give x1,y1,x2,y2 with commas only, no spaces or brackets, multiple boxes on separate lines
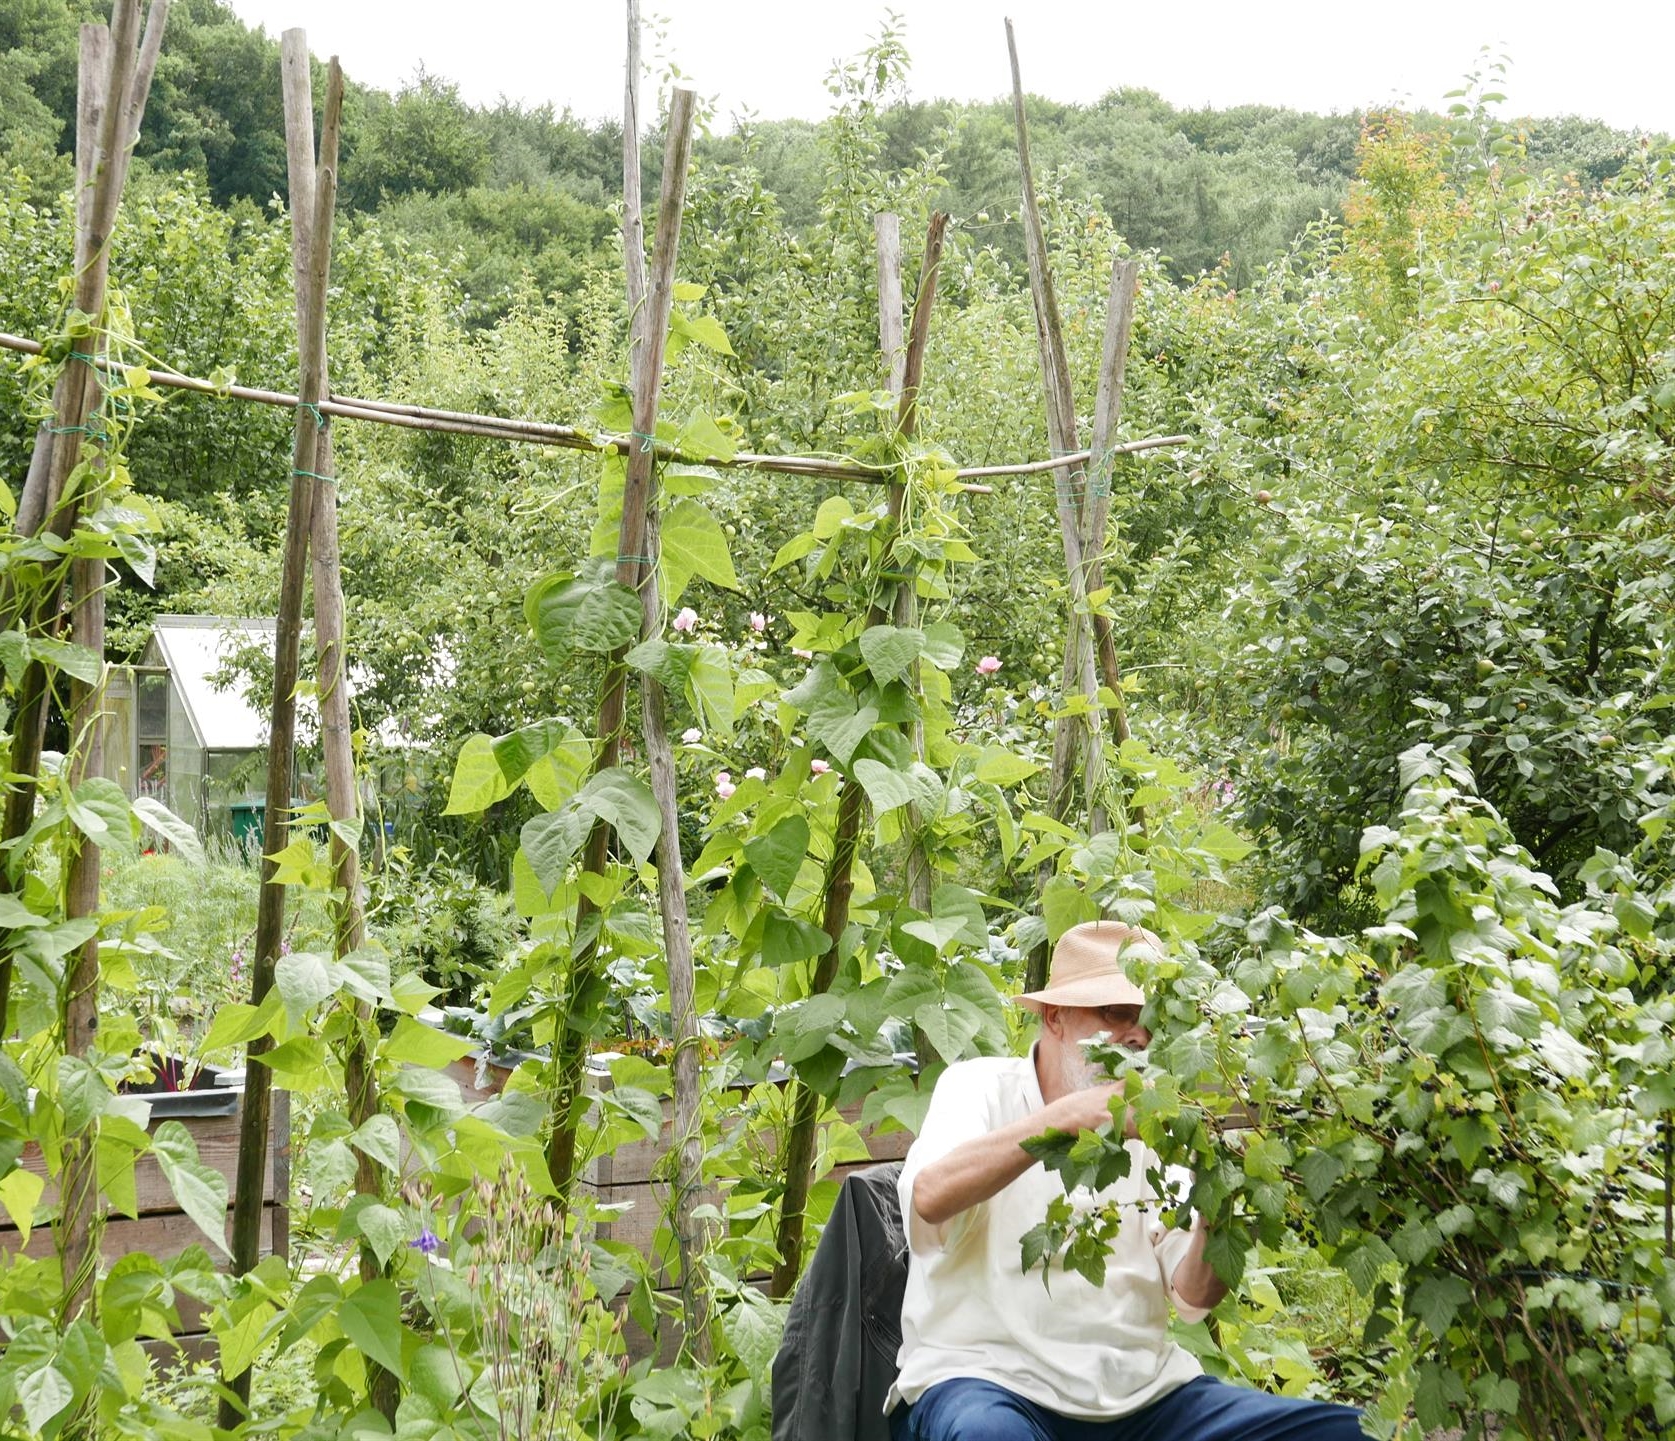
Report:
887,920,1363,1441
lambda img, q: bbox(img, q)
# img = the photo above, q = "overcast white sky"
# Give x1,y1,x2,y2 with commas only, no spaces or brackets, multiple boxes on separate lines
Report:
224,1,1675,135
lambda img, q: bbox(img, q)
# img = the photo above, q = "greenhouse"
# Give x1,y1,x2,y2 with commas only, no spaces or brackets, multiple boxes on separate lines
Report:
106,614,278,843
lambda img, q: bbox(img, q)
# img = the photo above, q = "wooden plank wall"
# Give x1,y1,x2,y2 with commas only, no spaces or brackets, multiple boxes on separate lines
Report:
0,1090,283,1361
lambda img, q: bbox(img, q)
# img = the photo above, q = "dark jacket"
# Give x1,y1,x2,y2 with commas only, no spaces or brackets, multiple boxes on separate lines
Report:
771,1161,908,1441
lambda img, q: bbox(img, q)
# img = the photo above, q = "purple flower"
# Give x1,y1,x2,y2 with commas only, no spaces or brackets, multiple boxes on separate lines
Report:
672,607,698,633
715,771,736,800
809,758,831,776
975,655,1002,676
409,1227,442,1256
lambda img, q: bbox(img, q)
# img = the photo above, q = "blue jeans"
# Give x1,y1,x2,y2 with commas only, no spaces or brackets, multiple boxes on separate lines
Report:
889,1376,1364,1441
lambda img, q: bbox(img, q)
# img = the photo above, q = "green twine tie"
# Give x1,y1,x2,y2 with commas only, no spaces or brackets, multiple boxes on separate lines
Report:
67,349,104,398
293,468,335,485
1049,445,1116,501
630,430,658,454
298,401,327,430
615,553,654,568
48,423,109,443
1050,446,1088,504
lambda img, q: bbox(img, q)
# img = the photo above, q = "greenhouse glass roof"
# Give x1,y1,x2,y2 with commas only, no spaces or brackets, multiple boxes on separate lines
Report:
144,616,275,751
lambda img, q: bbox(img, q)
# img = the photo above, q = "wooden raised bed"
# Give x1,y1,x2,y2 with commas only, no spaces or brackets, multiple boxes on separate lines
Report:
0,1060,286,1358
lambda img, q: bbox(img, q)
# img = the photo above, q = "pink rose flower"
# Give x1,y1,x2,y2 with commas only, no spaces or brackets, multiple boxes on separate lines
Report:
672,607,698,633
809,758,831,775
681,727,702,745
750,612,768,633
976,655,1002,676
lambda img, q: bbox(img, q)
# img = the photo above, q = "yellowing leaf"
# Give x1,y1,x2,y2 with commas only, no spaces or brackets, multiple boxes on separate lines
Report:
0,1169,45,1244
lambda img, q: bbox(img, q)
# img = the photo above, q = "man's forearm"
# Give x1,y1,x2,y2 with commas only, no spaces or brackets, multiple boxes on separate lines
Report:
912,1083,1126,1228
911,1114,1051,1228
1170,1217,1230,1312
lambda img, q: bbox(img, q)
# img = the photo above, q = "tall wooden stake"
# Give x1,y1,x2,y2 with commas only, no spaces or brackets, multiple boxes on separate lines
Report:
1079,256,1141,753
1008,21,1142,990
771,213,949,1298
878,213,935,1074
0,0,165,1032
220,54,343,1431
619,0,712,1360
545,87,698,1203
277,32,395,1421
1007,20,1101,821
54,16,122,1326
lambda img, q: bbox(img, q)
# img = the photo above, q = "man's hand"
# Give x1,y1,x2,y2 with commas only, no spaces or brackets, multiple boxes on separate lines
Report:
912,1082,1131,1231
1039,1081,1132,1137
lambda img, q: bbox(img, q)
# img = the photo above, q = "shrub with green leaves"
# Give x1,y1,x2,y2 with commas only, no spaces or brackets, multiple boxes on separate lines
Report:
1024,743,1673,1438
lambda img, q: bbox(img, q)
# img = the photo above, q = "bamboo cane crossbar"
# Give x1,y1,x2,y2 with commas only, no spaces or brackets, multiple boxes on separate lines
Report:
0,329,1189,488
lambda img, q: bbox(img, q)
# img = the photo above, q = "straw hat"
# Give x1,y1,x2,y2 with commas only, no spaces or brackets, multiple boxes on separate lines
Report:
1014,920,1160,1014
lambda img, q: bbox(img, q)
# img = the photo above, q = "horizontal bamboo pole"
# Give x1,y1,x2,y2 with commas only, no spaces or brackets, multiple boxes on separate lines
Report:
958,434,1190,477
0,328,1189,487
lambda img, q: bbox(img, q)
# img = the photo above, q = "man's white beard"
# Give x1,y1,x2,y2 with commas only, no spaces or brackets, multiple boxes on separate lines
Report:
1055,1043,1103,1094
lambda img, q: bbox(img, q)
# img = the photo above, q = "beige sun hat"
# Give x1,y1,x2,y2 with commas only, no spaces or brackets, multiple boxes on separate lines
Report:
1014,919,1161,1014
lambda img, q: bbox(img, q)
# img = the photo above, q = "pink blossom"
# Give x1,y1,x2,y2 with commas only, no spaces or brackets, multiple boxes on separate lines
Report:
809,758,832,775
750,612,768,633
715,771,736,799
792,647,813,660
681,727,702,745
745,766,767,781
672,607,698,633
976,655,1002,676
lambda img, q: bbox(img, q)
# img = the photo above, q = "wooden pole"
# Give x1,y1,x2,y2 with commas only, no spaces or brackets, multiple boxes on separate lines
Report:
1079,257,1141,756
878,213,931,910
619,0,711,1360
11,13,104,543
58,554,107,1326
545,86,698,1202
0,26,100,1035
878,213,936,1082
877,213,908,398
1,327,1189,488
622,0,647,325
54,0,170,1324
636,509,714,1358
1008,19,1124,989
278,31,394,1420
1,0,163,1040
771,213,949,1298
54,15,122,1325
220,54,343,1432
